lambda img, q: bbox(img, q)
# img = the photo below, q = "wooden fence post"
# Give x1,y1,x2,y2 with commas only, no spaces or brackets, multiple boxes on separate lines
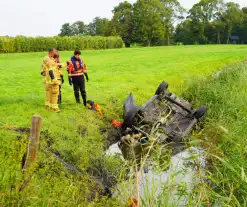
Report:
23,115,42,169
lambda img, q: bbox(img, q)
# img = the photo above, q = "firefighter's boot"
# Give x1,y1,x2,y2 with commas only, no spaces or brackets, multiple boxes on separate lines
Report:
82,95,87,106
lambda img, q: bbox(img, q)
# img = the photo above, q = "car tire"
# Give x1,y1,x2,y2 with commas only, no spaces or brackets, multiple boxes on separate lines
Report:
155,81,169,95
194,106,207,119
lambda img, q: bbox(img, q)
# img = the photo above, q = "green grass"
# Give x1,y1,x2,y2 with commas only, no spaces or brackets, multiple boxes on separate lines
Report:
1,45,247,206
183,62,247,206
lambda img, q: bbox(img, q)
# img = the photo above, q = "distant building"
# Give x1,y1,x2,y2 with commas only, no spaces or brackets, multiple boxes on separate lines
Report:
229,36,240,44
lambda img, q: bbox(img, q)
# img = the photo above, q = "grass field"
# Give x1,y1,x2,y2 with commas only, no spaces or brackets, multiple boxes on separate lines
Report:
1,45,247,206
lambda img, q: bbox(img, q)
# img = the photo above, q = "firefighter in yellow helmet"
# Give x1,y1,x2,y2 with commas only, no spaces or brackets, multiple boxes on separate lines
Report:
42,48,60,112
53,53,64,104
41,50,54,108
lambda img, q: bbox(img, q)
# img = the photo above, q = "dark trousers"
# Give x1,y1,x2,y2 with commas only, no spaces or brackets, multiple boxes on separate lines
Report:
72,75,87,105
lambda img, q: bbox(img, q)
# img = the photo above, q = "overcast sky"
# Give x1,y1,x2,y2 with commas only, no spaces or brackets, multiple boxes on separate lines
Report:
0,0,246,37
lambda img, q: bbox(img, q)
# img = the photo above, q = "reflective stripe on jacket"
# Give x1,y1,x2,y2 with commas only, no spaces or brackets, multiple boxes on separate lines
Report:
67,60,87,77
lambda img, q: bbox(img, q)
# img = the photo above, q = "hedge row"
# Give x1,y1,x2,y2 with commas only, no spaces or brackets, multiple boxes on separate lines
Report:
0,36,124,53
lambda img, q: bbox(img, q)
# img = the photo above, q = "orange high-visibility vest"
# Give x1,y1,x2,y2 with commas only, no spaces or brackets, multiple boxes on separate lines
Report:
67,60,87,77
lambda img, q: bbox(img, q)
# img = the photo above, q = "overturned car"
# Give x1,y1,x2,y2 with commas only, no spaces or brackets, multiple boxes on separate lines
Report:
111,81,207,160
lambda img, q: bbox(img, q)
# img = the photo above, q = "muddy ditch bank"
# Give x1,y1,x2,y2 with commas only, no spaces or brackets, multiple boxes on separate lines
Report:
12,127,115,200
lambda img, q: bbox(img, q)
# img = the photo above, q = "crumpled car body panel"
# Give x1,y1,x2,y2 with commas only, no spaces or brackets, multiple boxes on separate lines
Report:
119,81,207,158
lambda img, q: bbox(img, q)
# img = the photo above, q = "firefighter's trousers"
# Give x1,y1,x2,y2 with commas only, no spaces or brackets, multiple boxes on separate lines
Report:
45,83,59,110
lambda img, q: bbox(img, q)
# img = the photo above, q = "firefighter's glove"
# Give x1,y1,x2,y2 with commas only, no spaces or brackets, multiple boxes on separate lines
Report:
85,73,89,82
61,75,64,84
49,70,55,80
69,77,72,86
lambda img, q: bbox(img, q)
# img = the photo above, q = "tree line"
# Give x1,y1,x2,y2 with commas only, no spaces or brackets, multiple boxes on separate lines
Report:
59,0,247,46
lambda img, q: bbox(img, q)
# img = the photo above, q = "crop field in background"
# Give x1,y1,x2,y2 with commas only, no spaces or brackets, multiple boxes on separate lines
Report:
1,45,247,206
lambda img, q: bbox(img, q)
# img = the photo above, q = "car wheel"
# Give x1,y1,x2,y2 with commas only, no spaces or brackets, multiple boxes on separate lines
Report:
155,81,169,95
194,106,207,119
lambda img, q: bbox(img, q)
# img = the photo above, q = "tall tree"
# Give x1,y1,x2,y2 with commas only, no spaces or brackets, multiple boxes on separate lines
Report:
212,21,225,44
187,3,207,44
174,20,194,44
160,0,185,45
87,22,96,36
112,1,133,47
71,21,87,36
87,17,110,36
187,0,225,44
132,0,165,46
237,7,247,43
59,23,73,36
222,2,243,44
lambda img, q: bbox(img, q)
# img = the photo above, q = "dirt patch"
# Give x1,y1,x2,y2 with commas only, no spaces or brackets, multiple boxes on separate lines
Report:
41,130,54,147
77,125,88,136
104,128,122,150
13,127,30,134
46,147,112,199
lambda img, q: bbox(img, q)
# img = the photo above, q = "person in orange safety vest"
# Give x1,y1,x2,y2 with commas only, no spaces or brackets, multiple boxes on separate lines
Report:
67,50,89,106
